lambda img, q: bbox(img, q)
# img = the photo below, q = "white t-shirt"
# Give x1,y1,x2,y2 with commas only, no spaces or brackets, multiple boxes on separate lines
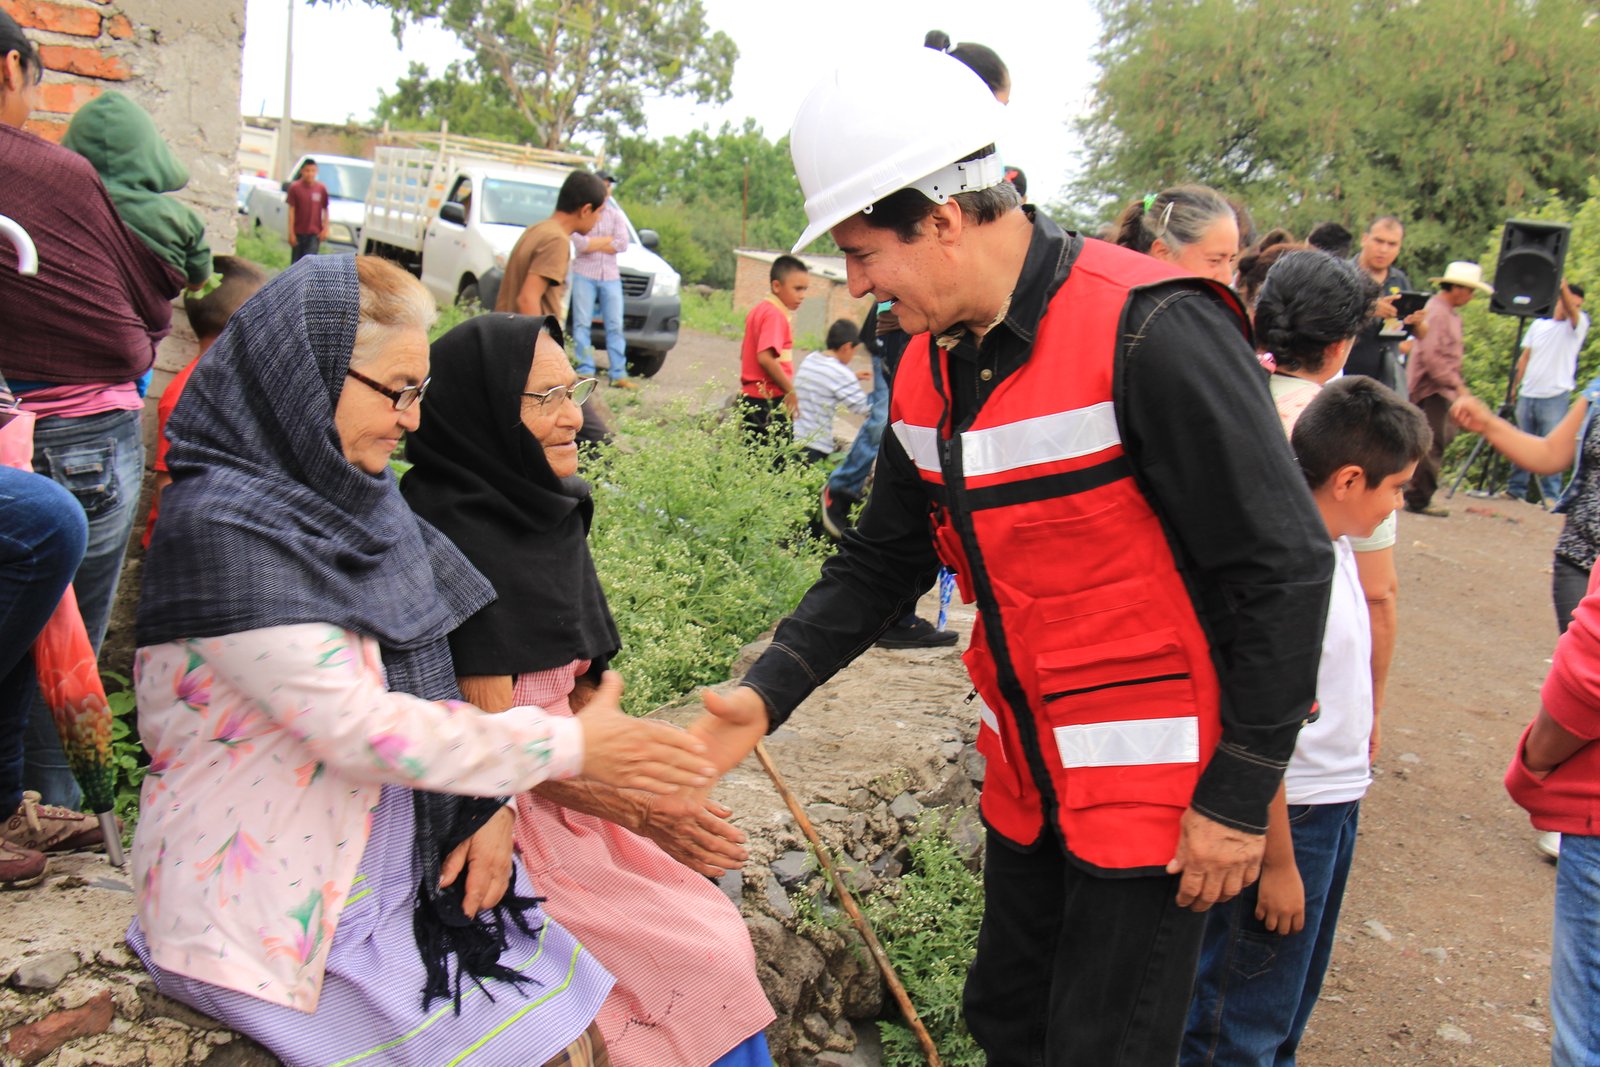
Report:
1284,537,1374,806
1520,312,1591,399
791,351,871,451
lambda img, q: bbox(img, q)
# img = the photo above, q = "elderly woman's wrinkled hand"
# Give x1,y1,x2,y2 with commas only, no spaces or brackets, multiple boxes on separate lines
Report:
576,671,714,793
637,791,749,877
439,805,515,917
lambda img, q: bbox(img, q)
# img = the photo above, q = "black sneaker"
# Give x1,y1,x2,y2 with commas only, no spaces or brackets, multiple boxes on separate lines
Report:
820,486,858,540
876,615,959,649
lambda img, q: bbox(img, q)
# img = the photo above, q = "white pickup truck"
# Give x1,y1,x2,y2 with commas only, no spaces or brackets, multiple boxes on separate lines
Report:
246,154,373,252
361,131,681,377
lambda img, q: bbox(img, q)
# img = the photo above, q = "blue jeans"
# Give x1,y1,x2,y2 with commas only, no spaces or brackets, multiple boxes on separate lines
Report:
828,354,888,499
0,468,88,815
1183,799,1361,1067
570,274,627,380
1509,394,1571,501
1553,833,1600,1066
24,408,144,807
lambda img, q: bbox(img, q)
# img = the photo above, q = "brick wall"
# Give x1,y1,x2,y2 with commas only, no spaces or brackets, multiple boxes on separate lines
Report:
733,251,872,347
1,0,134,142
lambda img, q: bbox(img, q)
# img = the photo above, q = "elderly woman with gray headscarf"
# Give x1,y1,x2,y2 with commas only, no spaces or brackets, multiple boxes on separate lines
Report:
125,255,714,1067
402,313,775,1066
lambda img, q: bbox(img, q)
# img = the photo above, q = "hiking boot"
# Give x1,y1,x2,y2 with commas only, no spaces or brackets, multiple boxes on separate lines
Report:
2,791,104,854
0,842,46,889
609,378,638,390
820,486,857,540
876,615,960,650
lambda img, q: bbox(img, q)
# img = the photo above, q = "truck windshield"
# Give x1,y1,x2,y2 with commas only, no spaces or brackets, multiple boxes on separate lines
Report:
480,178,561,227
315,162,373,202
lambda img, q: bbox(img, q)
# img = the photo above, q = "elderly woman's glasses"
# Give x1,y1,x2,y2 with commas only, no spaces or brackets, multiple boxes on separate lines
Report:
346,368,430,411
522,377,599,413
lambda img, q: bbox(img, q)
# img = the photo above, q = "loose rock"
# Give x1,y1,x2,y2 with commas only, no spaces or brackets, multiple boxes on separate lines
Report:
1363,919,1394,942
1436,1022,1472,1044
8,950,81,992
3,989,113,1065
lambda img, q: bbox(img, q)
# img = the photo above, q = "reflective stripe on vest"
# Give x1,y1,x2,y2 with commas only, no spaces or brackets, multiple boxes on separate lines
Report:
892,402,1121,480
1053,716,1200,769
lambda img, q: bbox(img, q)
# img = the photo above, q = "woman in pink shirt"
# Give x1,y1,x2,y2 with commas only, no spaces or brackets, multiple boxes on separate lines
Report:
126,256,713,1067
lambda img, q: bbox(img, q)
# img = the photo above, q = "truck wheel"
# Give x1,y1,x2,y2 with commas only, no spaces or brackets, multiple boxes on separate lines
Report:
627,350,667,378
457,280,481,309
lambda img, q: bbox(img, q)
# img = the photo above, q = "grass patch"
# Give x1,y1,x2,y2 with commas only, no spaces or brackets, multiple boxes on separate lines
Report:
867,814,985,1066
234,227,291,272
680,289,746,340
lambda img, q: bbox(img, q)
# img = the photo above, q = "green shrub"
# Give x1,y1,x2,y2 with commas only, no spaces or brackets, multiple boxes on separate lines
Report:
867,813,985,1066
586,402,829,714
103,672,144,839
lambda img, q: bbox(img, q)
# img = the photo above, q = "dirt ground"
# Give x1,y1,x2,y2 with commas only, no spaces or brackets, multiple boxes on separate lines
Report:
61,329,1569,1064
638,329,1569,1065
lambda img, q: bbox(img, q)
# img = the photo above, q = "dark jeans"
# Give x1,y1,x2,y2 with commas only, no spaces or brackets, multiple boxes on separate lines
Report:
291,233,321,263
1183,800,1361,1067
964,830,1207,1066
1555,557,1590,635
1404,394,1456,511
738,395,784,445
0,468,88,814
24,408,144,806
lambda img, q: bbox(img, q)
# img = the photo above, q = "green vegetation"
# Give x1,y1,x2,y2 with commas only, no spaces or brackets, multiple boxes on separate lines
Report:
235,227,290,273
1077,0,1600,274
867,814,986,1066
355,0,736,151
103,672,144,838
586,403,828,715
679,289,745,339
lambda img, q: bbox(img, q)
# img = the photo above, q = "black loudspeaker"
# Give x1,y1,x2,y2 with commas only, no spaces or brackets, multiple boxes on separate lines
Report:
1488,219,1570,318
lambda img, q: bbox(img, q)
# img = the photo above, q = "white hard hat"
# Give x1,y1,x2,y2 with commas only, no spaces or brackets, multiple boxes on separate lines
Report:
789,48,1008,252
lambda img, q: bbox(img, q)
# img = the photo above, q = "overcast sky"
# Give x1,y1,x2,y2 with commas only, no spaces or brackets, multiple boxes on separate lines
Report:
239,0,1103,204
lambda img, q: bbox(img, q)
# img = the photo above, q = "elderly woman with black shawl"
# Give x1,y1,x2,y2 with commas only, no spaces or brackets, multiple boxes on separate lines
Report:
402,314,776,1066
126,256,715,1067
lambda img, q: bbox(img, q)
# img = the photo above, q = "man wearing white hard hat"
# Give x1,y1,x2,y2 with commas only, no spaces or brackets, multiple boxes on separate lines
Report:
692,49,1332,1064
1404,260,1492,516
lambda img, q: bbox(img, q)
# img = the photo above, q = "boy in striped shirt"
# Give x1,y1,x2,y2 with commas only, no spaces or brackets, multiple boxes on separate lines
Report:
792,318,873,465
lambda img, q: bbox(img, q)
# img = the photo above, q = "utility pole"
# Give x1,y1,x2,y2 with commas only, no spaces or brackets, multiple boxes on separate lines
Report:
275,0,295,181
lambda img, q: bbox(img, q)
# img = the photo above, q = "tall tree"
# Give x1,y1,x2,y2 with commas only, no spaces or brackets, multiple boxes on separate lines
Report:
1076,0,1600,271
340,0,737,151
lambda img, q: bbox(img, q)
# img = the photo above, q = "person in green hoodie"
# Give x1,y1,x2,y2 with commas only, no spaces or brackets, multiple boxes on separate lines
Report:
62,90,211,290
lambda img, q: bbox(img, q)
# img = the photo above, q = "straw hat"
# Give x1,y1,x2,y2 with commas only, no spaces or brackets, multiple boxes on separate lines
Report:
1429,261,1494,294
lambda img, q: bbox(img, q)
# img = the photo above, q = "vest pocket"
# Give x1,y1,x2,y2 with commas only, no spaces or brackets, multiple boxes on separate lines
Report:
1036,631,1200,810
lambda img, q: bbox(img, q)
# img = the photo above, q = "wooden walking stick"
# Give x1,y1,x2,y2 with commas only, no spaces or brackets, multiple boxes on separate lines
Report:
753,740,944,1067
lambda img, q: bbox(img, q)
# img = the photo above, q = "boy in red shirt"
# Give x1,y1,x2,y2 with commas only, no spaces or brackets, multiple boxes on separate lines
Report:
739,255,810,443
143,255,269,546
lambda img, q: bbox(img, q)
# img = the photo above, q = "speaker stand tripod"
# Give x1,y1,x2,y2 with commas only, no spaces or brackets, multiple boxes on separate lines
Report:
1446,316,1531,500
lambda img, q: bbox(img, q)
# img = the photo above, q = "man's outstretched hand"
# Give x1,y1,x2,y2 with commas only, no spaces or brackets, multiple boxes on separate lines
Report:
1167,807,1265,911
688,686,770,775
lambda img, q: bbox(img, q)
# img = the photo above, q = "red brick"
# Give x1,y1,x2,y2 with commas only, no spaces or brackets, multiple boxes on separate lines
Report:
35,80,100,113
105,12,131,38
37,44,130,80
21,116,66,141
3,990,114,1065
0,0,102,37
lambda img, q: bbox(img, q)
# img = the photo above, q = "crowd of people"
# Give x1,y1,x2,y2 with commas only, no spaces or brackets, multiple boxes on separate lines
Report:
2,7,1598,1066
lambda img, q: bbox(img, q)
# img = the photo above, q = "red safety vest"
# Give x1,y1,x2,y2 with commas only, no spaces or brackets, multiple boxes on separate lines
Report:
890,239,1248,873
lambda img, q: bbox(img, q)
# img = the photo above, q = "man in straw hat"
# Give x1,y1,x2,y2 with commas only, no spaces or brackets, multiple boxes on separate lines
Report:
688,47,1333,1064
1404,260,1493,516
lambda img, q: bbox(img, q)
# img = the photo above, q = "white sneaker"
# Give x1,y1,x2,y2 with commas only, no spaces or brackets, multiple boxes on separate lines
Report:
1537,831,1561,861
